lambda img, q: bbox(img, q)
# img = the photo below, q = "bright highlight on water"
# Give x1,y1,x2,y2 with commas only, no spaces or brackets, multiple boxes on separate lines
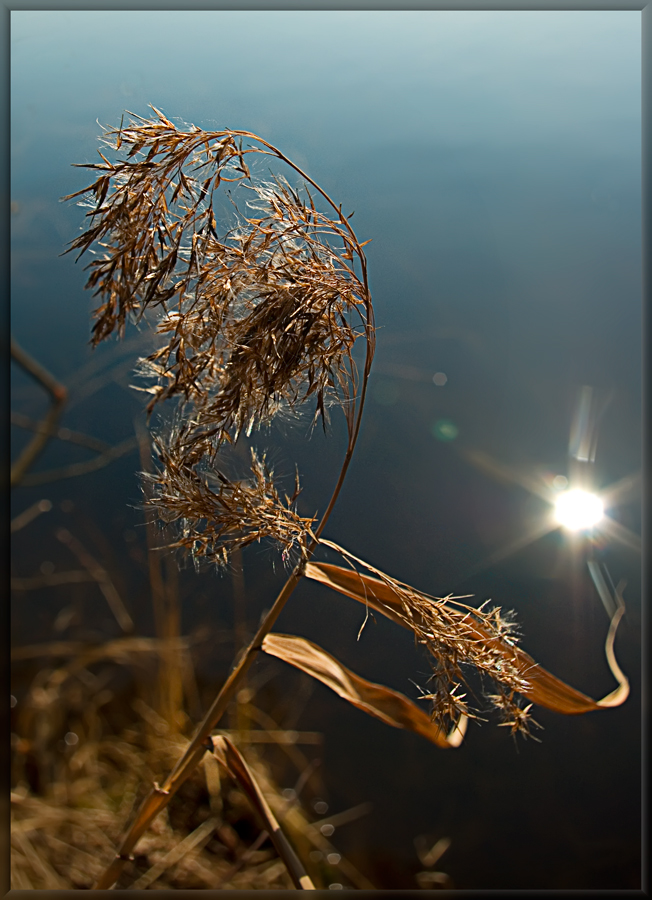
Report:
554,489,604,531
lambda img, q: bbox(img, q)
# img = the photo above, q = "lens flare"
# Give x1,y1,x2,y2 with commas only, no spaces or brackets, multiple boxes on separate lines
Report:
554,489,604,531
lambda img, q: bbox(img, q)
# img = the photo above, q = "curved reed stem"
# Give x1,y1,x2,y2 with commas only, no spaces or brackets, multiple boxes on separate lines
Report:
91,121,375,890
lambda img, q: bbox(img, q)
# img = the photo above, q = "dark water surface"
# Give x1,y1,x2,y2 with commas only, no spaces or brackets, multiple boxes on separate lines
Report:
11,11,641,889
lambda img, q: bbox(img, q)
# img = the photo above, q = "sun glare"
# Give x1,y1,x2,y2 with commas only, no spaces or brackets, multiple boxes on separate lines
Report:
554,489,604,531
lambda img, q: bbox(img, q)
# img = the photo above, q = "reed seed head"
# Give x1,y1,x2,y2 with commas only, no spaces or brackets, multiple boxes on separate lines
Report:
66,108,374,565
146,442,317,566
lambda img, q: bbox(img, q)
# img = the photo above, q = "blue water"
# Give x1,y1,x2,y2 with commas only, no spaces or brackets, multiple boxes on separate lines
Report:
11,11,641,889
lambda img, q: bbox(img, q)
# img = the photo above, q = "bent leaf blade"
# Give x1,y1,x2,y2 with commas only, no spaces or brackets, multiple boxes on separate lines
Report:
211,735,315,890
261,632,466,748
304,561,628,715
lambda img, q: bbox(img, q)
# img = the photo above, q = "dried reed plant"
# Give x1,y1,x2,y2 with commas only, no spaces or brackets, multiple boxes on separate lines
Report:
65,107,629,890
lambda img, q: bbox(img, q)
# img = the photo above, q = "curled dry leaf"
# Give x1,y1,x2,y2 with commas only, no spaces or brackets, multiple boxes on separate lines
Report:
261,633,466,749
210,735,315,890
305,556,629,723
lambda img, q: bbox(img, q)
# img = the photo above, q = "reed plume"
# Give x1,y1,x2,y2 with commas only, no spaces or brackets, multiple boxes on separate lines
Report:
66,106,372,567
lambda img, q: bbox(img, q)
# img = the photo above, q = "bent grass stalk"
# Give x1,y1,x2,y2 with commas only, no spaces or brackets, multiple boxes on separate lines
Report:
65,108,628,890
67,108,374,889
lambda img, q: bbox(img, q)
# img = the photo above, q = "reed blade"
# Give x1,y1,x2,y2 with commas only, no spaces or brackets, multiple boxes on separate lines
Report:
262,633,466,748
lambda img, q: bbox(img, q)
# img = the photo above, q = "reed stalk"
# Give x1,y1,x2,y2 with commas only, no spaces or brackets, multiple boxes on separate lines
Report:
65,108,374,889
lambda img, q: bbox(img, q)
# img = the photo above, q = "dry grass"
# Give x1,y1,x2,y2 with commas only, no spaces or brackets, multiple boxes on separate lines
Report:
10,665,357,890
10,496,368,891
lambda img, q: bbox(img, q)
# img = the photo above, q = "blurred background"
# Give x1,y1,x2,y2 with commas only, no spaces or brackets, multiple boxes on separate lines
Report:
10,10,641,890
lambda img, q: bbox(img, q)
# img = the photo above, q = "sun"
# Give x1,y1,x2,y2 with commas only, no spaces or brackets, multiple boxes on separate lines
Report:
554,489,604,531
459,446,640,579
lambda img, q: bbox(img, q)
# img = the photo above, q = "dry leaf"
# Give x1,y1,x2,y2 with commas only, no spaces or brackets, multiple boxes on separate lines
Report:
304,561,629,714
211,735,315,890
261,633,466,748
